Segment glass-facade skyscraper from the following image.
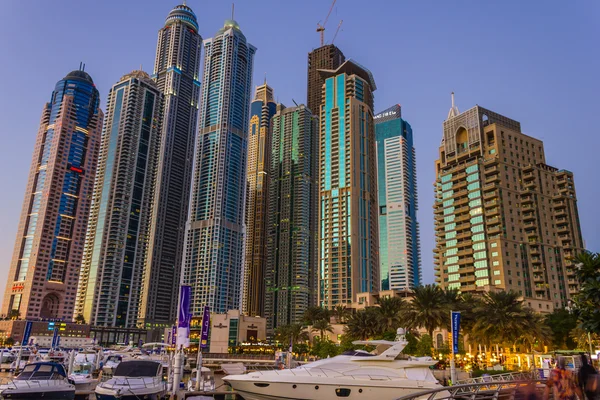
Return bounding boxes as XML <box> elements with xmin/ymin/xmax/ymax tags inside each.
<box><xmin>1</xmin><ymin>69</ymin><xmax>103</xmax><ymax>321</ymax></box>
<box><xmin>138</xmin><ymin>4</ymin><xmax>202</xmax><ymax>328</ymax></box>
<box><xmin>76</xmin><ymin>70</ymin><xmax>164</xmax><ymax>327</ymax></box>
<box><xmin>183</xmin><ymin>19</ymin><xmax>256</xmax><ymax>315</ymax></box>
<box><xmin>375</xmin><ymin>104</ymin><xmax>421</xmax><ymax>290</ymax></box>
<box><xmin>242</xmin><ymin>83</ymin><xmax>277</xmax><ymax>317</ymax></box>
<box><xmin>265</xmin><ymin>104</ymin><xmax>318</xmax><ymax>332</ymax></box>
<box><xmin>318</xmin><ymin>60</ymin><xmax>379</xmax><ymax>309</ymax></box>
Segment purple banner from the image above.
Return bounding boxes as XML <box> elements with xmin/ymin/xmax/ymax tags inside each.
<box><xmin>200</xmin><ymin>306</ymin><xmax>210</xmax><ymax>349</ymax></box>
<box><xmin>177</xmin><ymin>285</ymin><xmax>192</xmax><ymax>348</ymax></box>
<box><xmin>172</xmin><ymin>326</ymin><xmax>177</xmax><ymax>346</ymax></box>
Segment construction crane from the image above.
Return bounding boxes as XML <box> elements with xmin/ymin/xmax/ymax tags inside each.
<box><xmin>316</xmin><ymin>0</ymin><xmax>337</xmax><ymax>47</ymax></box>
<box><xmin>331</xmin><ymin>20</ymin><xmax>343</xmax><ymax>45</ymax></box>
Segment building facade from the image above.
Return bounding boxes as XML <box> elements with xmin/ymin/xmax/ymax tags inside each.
<box><xmin>1</xmin><ymin>69</ymin><xmax>103</xmax><ymax>321</ymax></box>
<box><xmin>183</xmin><ymin>19</ymin><xmax>256</xmax><ymax>315</ymax></box>
<box><xmin>307</xmin><ymin>44</ymin><xmax>345</xmax><ymax>116</ymax></box>
<box><xmin>242</xmin><ymin>83</ymin><xmax>277</xmax><ymax>317</ymax></box>
<box><xmin>434</xmin><ymin>98</ymin><xmax>584</xmax><ymax>311</ymax></box>
<box><xmin>76</xmin><ymin>71</ymin><xmax>164</xmax><ymax>327</ymax></box>
<box><xmin>138</xmin><ymin>4</ymin><xmax>202</xmax><ymax>329</ymax></box>
<box><xmin>375</xmin><ymin>104</ymin><xmax>421</xmax><ymax>290</ymax></box>
<box><xmin>318</xmin><ymin>60</ymin><xmax>380</xmax><ymax>309</ymax></box>
<box><xmin>265</xmin><ymin>104</ymin><xmax>318</xmax><ymax>332</ymax></box>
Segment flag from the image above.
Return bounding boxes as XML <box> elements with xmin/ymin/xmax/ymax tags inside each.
<box><xmin>177</xmin><ymin>285</ymin><xmax>192</xmax><ymax>348</ymax></box>
<box><xmin>200</xmin><ymin>306</ymin><xmax>210</xmax><ymax>349</ymax></box>
<box><xmin>451</xmin><ymin>311</ymin><xmax>461</xmax><ymax>355</ymax></box>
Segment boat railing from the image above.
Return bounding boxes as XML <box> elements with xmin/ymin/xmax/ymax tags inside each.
<box><xmin>456</xmin><ymin>370</ymin><xmax>540</xmax><ymax>385</ymax></box>
<box><xmin>394</xmin><ymin>379</ymin><xmax>549</xmax><ymax>400</ymax></box>
<box><xmin>98</xmin><ymin>376</ymin><xmax>164</xmax><ymax>390</ymax></box>
<box><xmin>246</xmin><ymin>367</ymin><xmax>408</xmax><ymax>381</ymax></box>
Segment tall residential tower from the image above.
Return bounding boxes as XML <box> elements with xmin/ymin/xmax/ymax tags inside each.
<box><xmin>375</xmin><ymin>105</ymin><xmax>421</xmax><ymax>290</ymax></box>
<box><xmin>183</xmin><ymin>19</ymin><xmax>256</xmax><ymax>315</ymax></box>
<box><xmin>76</xmin><ymin>71</ymin><xmax>163</xmax><ymax>327</ymax></box>
<box><xmin>318</xmin><ymin>60</ymin><xmax>379</xmax><ymax>309</ymax></box>
<box><xmin>2</xmin><ymin>69</ymin><xmax>103</xmax><ymax>320</ymax></box>
<box><xmin>307</xmin><ymin>45</ymin><xmax>345</xmax><ymax>115</ymax></box>
<box><xmin>265</xmin><ymin>104</ymin><xmax>318</xmax><ymax>331</ymax></box>
<box><xmin>138</xmin><ymin>4</ymin><xmax>202</xmax><ymax>328</ymax></box>
<box><xmin>242</xmin><ymin>83</ymin><xmax>277</xmax><ymax>317</ymax></box>
<box><xmin>434</xmin><ymin>97</ymin><xmax>584</xmax><ymax>311</ymax></box>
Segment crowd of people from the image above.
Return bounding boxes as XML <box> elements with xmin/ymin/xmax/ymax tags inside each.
<box><xmin>542</xmin><ymin>355</ymin><xmax>599</xmax><ymax>400</ymax></box>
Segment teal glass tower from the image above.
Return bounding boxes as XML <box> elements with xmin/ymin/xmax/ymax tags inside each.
<box><xmin>183</xmin><ymin>19</ymin><xmax>256</xmax><ymax>315</ymax></box>
<box><xmin>375</xmin><ymin>105</ymin><xmax>421</xmax><ymax>290</ymax></box>
<box><xmin>76</xmin><ymin>71</ymin><xmax>164</xmax><ymax>327</ymax></box>
<box><xmin>265</xmin><ymin>104</ymin><xmax>318</xmax><ymax>332</ymax></box>
<box><xmin>318</xmin><ymin>60</ymin><xmax>379</xmax><ymax>308</ymax></box>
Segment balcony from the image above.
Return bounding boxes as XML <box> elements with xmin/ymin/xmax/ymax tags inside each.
<box><xmin>488</xmin><ymin>225</ymin><xmax>501</xmax><ymax>234</ymax></box>
<box><xmin>533</xmin><ymin>274</ymin><xmax>545</xmax><ymax>283</ymax></box>
<box><xmin>460</xmin><ymin>275</ymin><xmax>475</xmax><ymax>283</ymax></box>
<box><xmin>487</xmin><ymin>216</ymin><xmax>501</xmax><ymax>225</ymax></box>
<box><xmin>530</xmin><ymin>246</ymin><xmax>541</xmax><ymax>255</ymax></box>
<box><xmin>522</xmin><ymin>195</ymin><xmax>534</xmax><ymax>204</ymax></box>
<box><xmin>483</xmin><ymin>183</ymin><xmax>496</xmax><ymax>192</ymax></box>
<box><xmin>460</xmin><ymin>266</ymin><xmax>476</xmax><ymax>274</ymax></box>
<box><xmin>531</xmin><ymin>256</ymin><xmax>542</xmax><ymax>264</ymax></box>
<box><xmin>484</xmin><ymin>157</ymin><xmax>499</xmax><ymax>165</ymax></box>
<box><xmin>484</xmin><ymin>166</ymin><xmax>499</xmax><ymax>176</ymax></box>
<box><xmin>523</xmin><ymin>220</ymin><xmax>537</xmax><ymax>229</ymax></box>
<box><xmin>522</xmin><ymin>164</ymin><xmax>535</xmax><ymax>173</ymax></box>
<box><xmin>488</xmin><ymin>207</ymin><xmax>500</xmax><ymax>216</ymax></box>
<box><xmin>484</xmin><ymin>190</ymin><xmax>498</xmax><ymax>200</ymax></box>
<box><xmin>555</xmin><ymin>209</ymin><xmax>567</xmax><ymax>218</ymax></box>
<box><xmin>458</xmin><ymin>257</ymin><xmax>474</xmax><ymax>266</ymax></box>
<box><xmin>522</xmin><ymin>211</ymin><xmax>535</xmax><ymax>221</ymax></box>
<box><xmin>484</xmin><ymin>200</ymin><xmax>497</xmax><ymax>208</ymax></box>
<box><xmin>557</xmin><ymin>224</ymin><xmax>569</xmax><ymax>234</ymax></box>
<box><xmin>486</xmin><ymin>175</ymin><xmax>500</xmax><ymax>184</ymax></box>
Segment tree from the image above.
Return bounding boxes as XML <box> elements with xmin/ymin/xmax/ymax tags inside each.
<box><xmin>8</xmin><ymin>310</ymin><xmax>20</xmax><ymax>320</ymax></box>
<box><xmin>415</xmin><ymin>334</ymin><xmax>434</xmax><ymax>357</ymax></box>
<box><xmin>569</xmin><ymin>327</ymin><xmax>600</xmax><ymax>350</ymax></box>
<box><xmin>376</xmin><ymin>296</ymin><xmax>406</xmax><ymax>331</ymax></box>
<box><xmin>275</xmin><ymin>324</ymin><xmax>309</xmax><ymax>346</ymax></box>
<box><xmin>345</xmin><ymin>307</ymin><xmax>385</xmax><ymax>340</ymax></box>
<box><xmin>544</xmin><ymin>309</ymin><xmax>578</xmax><ymax>349</ymax></box>
<box><xmin>5</xmin><ymin>337</ymin><xmax>14</xmax><ymax>347</ymax></box>
<box><xmin>303</xmin><ymin>306</ymin><xmax>331</xmax><ymax>325</ymax></box>
<box><xmin>311</xmin><ymin>319</ymin><xmax>334</xmax><ymax>341</ymax></box>
<box><xmin>74</xmin><ymin>314</ymin><xmax>86</xmax><ymax>324</ymax></box>
<box><xmin>571</xmin><ymin>251</ymin><xmax>600</xmax><ymax>333</ymax></box>
<box><xmin>334</xmin><ymin>305</ymin><xmax>350</xmax><ymax>324</ymax></box>
<box><xmin>310</xmin><ymin>337</ymin><xmax>340</xmax><ymax>359</ymax></box>
<box><xmin>470</xmin><ymin>291</ymin><xmax>532</xmax><ymax>346</ymax></box>
<box><xmin>404</xmin><ymin>285</ymin><xmax>449</xmax><ymax>337</ymax></box>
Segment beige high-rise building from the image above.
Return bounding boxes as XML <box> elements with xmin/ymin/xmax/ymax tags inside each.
<box><xmin>434</xmin><ymin>96</ymin><xmax>584</xmax><ymax>312</ymax></box>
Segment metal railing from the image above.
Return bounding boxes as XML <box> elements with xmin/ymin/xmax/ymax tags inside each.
<box><xmin>97</xmin><ymin>376</ymin><xmax>165</xmax><ymax>390</ymax></box>
<box><xmin>456</xmin><ymin>370</ymin><xmax>540</xmax><ymax>385</ymax></box>
<box><xmin>394</xmin><ymin>380</ymin><xmax>547</xmax><ymax>400</ymax></box>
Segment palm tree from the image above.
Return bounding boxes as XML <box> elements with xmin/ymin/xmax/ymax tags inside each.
<box><xmin>571</xmin><ymin>251</ymin><xmax>600</xmax><ymax>333</ymax></box>
<box><xmin>74</xmin><ymin>314</ymin><xmax>86</xmax><ymax>324</ymax></box>
<box><xmin>345</xmin><ymin>307</ymin><xmax>385</xmax><ymax>340</ymax></box>
<box><xmin>404</xmin><ymin>285</ymin><xmax>449</xmax><ymax>337</ymax></box>
<box><xmin>303</xmin><ymin>306</ymin><xmax>331</xmax><ymax>325</ymax></box>
<box><xmin>470</xmin><ymin>291</ymin><xmax>531</xmax><ymax>346</ymax></box>
<box><xmin>8</xmin><ymin>310</ymin><xmax>20</xmax><ymax>320</ymax></box>
<box><xmin>334</xmin><ymin>305</ymin><xmax>350</xmax><ymax>324</ymax></box>
<box><xmin>376</xmin><ymin>296</ymin><xmax>406</xmax><ymax>330</ymax></box>
<box><xmin>311</xmin><ymin>319</ymin><xmax>334</xmax><ymax>341</ymax></box>
<box><xmin>275</xmin><ymin>324</ymin><xmax>309</xmax><ymax>345</ymax></box>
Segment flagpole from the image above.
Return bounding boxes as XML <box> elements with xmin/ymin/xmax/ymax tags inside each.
<box><xmin>450</xmin><ymin>310</ymin><xmax>456</xmax><ymax>385</ymax></box>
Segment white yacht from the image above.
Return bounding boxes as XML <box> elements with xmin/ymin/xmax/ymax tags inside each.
<box><xmin>95</xmin><ymin>360</ymin><xmax>166</xmax><ymax>400</ymax></box>
<box><xmin>68</xmin><ymin>352</ymin><xmax>98</xmax><ymax>392</ymax></box>
<box><xmin>0</xmin><ymin>362</ymin><xmax>76</xmax><ymax>400</ymax></box>
<box><xmin>102</xmin><ymin>353</ymin><xmax>124</xmax><ymax>375</ymax></box>
<box><xmin>224</xmin><ymin>329</ymin><xmax>444</xmax><ymax>400</ymax></box>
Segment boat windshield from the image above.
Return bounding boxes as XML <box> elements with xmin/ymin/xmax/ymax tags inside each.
<box><xmin>114</xmin><ymin>361</ymin><xmax>160</xmax><ymax>377</ymax></box>
<box><xmin>73</xmin><ymin>363</ymin><xmax>93</xmax><ymax>374</ymax></box>
<box><xmin>341</xmin><ymin>350</ymin><xmax>375</xmax><ymax>357</ymax></box>
<box><xmin>16</xmin><ymin>364</ymin><xmax>65</xmax><ymax>380</ymax></box>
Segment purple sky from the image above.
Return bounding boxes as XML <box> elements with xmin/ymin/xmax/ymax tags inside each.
<box><xmin>0</xmin><ymin>0</ymin><xmax>598</xmax><ymax>300</ymax></box>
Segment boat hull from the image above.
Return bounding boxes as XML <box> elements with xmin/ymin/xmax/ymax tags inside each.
<box><xmin>95</xmin><ymin>395</ymin><xmax>163</xmax><ymax>400</ymax></box>
<box><xmin>227</xmin><ymin>380</ymin><xmax>441</xmax><ymax>400</ymax></box>
<box><xmin>0</xmin><ymin>389</ymin><xmax>75</xmax><ymax>400</ymax></box>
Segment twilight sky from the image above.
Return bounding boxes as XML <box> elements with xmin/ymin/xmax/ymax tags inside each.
<box><xmin>0</xmin><ymin>0</ymin><xmax>598</xmax><ymax>300</ymax></box>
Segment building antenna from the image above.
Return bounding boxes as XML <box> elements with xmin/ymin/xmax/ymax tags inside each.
<box><xmin>451</xmin><ymin>92</ymin><xmax>455</xmax><ymax>108</ymax></box>
<box><xmin>292</xmin><ymin>98</ymin><xmax>299</xmax><ymax>107</ymax></box>
<box><xmin>264</xmin><ymin>72</ymin><xmax>267</xmax><ymax>85</ymax></box>
<box><xmin>79</xmin><ymin>62</ymin><xmax>82</xmax><ymax>71</ymax></box>
<box><xmin>82</xmin><ymin>63</ymin><xmax>85</xmax><ymax>72</ymax></box>
<box><xmin>231</xmin><ymin>3</ymin><xmax>235</xmax><ymax>20</ymax></box>
<box><xmin>183</xmin><ymin>0</ymin><xmax>187</xmax><ymax>5</ymax></box>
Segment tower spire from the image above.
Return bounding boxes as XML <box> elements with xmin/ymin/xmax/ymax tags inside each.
<box><xmin>264</xmin><ymin>72</ymin><xmax>267</xmax><ymax>85</ymax></box>
<box><xmin>231</xmin><ymin>3</ymin><xmax>235</xmax><ymax>20</ymax></box>
<box><xmin>447</xmin><ymin>91</ymin><xmax>460</xmax><ymax>119</ymax></box>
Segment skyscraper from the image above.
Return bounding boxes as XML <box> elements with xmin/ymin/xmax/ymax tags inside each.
<box><xmin>1</xmin><ymin>68</ymin><xmax>103</xmax><ymax>320</ymax></box>
<box><xmin>265</xmin><ymin>104</ymin><xmax>318</xmax><ymax>332</ymax></box>
<box><xmin>138</xmin><ymin>4</ymin><xmax>202</xmax><ymax>328</ymax></box>
<box><xmin>375</xmin><ymin>105</ymin><xmax>421</xmax><ymax>291</ymax></box>
<box><xmin>76</xmin><ymin>71</ymin><xmax>164</xmax><ymax>327</ymax></box>
<box><xmin>242</xmin><ymin>83</ymin><xmax>277</xmax><ymax>317</ymax></box>
<box><xmin>318</xmin><ymin>60</ymin><xmax>379</xmax><ymax>309</ymax></box>
<box><xmin>434</xmin><ymin>97</ymin><xmax>585</xmax><ymax>311</ymax></box>
<box><xmin>183</xmin><ymin>19</ymin><xmax>256</xmax><ymax>315</ymax></box>
<box><xmin>307</xmin><ymin>44</ymin><xmax>345</xmax><ymax>115</ymax></box>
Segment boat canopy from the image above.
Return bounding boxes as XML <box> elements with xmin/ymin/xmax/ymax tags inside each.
<box><xmin>16</xmin><ymin>362</ymin><xmax>67</xmax><ymax>380</ymax></box>
<box><xmin>114</xmin><ymin>361</ymin><xmax>161</xmax><ymax>377</ymax></box>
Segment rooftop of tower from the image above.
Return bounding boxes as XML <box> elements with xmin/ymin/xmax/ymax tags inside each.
<box><xmin>165</xmin><ymin>4</ymin><xmax>199</xmax><ymax>31</ymax></box>
<box><xmin>64</xmin><ymin>70</ymin><xmax>94</xmax><ymax>84</ymax></box>
<box><xmin>318</xmin><ymin>59</ymin><xmax>377</xmax><ymax>91</ymax></box>
<box><xmin>217</xmin><ymin>19</ymin><xmax>242</xmax><ymax>34</ymax></box>
<box><xmin>120</xmin><ymin>70</ymin><xmax>158</xmax><ymax>87</ymax></box>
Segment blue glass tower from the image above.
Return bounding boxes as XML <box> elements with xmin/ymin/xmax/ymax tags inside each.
<box><xmin>2</xmin><ymin>69</ymin><xmax>103</xmax><ymax>321</ymax></box>
<box><xmin>183</xmin><ymin>19</ymin><xmax>256</xmax><ymax>315</ymax></box>
<box><xmin>375</xmin><ymin>105</ymin><xmax>421</xmax><ymax>290</ymax></box>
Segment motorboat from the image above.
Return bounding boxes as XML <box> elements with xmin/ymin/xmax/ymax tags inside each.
<box><xmin>224</xmin><ymin>328</ymin><xmax>445</xmax><ymax>400</ymax></box>
<box><xmin>187</xmin><ymin>367</ymin><xmax>215</xmax><ymax>392</ymax></box>
<box><xmin>95</xmin><ymin>360</ymin><xmax>166</xmax><ymax>400</ymax></box>
<box><xmin>68</xmin><ymin>360</ymin><xmax>98</xmax><ymax>392</ymax></box>
<box><xmin>0</xmin><ymin>362</ymin><xmax>76</xmax><ymax>399</ymax></box>
<box><xmin>0</xmin><ymin>349</ymin><xmax>15</xmax><ymax>372</ymax></box>
<box><xmin>102</xmin><ymin>353</ymin><xmax>124</xmax><ymax>375</ymax></box>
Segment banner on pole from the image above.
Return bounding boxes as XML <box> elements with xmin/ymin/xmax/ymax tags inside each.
<box><xmin>22</xmin><ymin>321</ymin><xmax>32</xmax><ymax>346</ymax></box>
<box><xmin>451</xmin><ymin>311</ymin><xmax>461</xmax><ymax>355</ymax></box>
<box><xmin>177</xmin><ymin>285</ymin><xmax>192</xmax><ymax>348</ymax></box>
<box><xmin>51</xmin><ymin>328</ymin><xmax>59</xmax><ymax>348</ymax></box>
<box><xmin>200</xmin><ymin>306</ymin><xmax>210</xmax><ymax>349</ymax></box>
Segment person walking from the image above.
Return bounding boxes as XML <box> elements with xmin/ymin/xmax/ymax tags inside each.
<box><xmin>578</xmin><ymin>354</ymin><xmax>598</xmax><ymax>400</ymax></box>
<box><xmin>544</xmin><ymin>357</ymin><xmax>584</xmax><ymax>400</ymax></box>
